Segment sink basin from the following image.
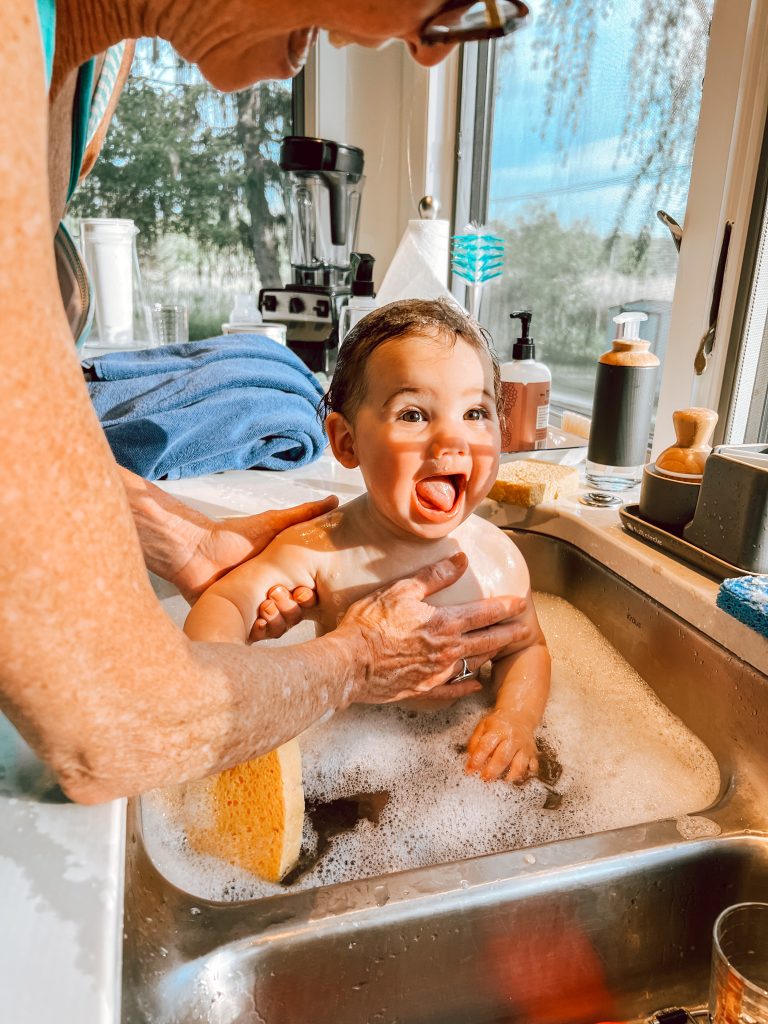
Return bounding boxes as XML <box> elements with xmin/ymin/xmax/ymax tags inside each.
<box><xmin>122</xmin><ymin>531</ymin><xmax>768</xmax><ymax>1023</ymax></box>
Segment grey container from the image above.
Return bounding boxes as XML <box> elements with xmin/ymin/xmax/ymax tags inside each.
<box><xmin>639</xmin><ymin>463</ymin><xmax>701</xmax><ymax>534</ymax></box>
<box><xmin>587</xmin><ymin>363</ymin><xmax>658</xmax><ymax>467</ymax></box>
<box><xmin>683</xmin><ymin>444</ymin><xmax>768</xmax><ymax>572</ymax></box>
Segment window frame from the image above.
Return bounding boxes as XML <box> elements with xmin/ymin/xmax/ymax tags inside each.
<box><xmin>451</xmin><ymin>0</ymin><xmax>768</xmax><ymax>453</ymax></box>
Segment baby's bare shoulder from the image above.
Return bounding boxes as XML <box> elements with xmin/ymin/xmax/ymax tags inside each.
<box><xmin>460</xmin><ymin>515</ymin><xmax>530</xmax><ymax>594</ymax></box>
<box><xmin>272</xmin><ymin>505</ymin><xmax>342</xmax><ymax>552</ymax></box>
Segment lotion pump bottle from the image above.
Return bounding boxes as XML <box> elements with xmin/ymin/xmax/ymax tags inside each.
<box><xmin>339</xmin><ymin>252</ymin><xmax>376</xmax><ymax>344</ymax></box>
<box><xmin>586</xmin><ymin>311</ymin><xmax>659</xmax><ymax>490</ymax></box>
<box><xmin>499</xmin><ymin>310</ymin><xmax>551</xmax><ymax>452</ymax></box>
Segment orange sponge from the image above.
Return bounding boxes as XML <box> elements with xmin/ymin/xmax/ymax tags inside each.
<box><xmin>186</xmin><ymin>740</ymin><xmax>304</xmax><ymax>882</ymax></box>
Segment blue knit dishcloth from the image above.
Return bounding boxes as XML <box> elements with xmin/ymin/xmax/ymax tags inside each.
<box><xmin>83</xmin><ymin>335</ymin><xmax>326</xmax><ymax>480</ymax></box>
<box><xmin>716</xmin><ymin>575</ymin><xmax>768</xmax><ymax>638</ymax></box>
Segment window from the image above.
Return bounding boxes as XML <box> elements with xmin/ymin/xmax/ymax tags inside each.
<box><xmin>454</xmin><ymin>1</ymin><xmax>714</xmax><ymax>417</ymax></box>
<box><xmin>69</xmin><ymin>40</ymin><xmax>295</xmax><ymax>341</ymax></box>
<box><xmin>721</xmin><ymin>107</ymin><xmax>768</xmax><ymax>444</ymax></box>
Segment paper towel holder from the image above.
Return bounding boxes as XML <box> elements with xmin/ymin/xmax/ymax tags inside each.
<box><xmin>418</xmin><ymin>195</ymin><xmax>440</xmax><ymax>220</ymax></box>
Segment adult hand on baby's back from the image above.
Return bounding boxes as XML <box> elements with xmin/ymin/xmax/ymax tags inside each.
<box><xmin>337</xmin><ymin>552</ymin><xmax>531</xmax><ymax>705</ymax></box>
<box><xmin>178</xmin><ymin>495</ymin><xmax>339</xmax><ymax>611</ymax></box>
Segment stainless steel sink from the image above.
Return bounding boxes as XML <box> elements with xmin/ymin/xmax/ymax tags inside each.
<box><xmin>122</xmin><ymin>531</ymin><xmax>768</xmax><ymax>1024</ymax></box>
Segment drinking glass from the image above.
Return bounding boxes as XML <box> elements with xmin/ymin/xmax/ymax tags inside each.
<box><xmin>151</xmin><ymin>303</ymin><xmax>189</xmax><ymax>345</ymax></box>
<box><xmin>710</xmin><ymin>903</ymin><xmax>768</xmax><ymax>1024</ymax></box>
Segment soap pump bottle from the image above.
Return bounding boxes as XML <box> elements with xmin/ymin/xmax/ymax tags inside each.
<box><xmin>222</xmin><ymin>293</ymin><xmax>262</xmax><ymax>334</ymax></box>
<box><xmin>586</xmin><ymin>310</ymin><xmax>660</xmax><ymax>490</ymax></box>
<box><xmin>499</xmin><ymin>310</ymin><xmax>551</xmax><ymax>453</ymax></box>
<box><xmin>339</xmin><ymin>252</ymin><xmax>377</xmax><ymax>344</ymax></box>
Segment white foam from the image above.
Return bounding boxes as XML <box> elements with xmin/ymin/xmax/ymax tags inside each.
<box><xmin>141</xmin><ymin>593</ymin><xmax>721</xmax><ymax>901</ymax></box>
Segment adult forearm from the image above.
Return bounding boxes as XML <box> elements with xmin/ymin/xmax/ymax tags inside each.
<box><xmin>38</xmin><ymin>627</ymin><xmax>363</xmax><ymax>805</ymax></box>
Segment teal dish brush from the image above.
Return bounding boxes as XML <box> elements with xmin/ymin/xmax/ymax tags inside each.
<box><xmin>451</xmin><ymin>224</ymin><xmax>505</xmax><ymax>320</ymax></box>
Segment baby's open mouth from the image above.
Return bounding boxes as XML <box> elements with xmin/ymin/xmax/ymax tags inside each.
<box><xmin>414</xmin><ymin>474</ymin><xmax>467</xmax><ymax>515</ymax></box>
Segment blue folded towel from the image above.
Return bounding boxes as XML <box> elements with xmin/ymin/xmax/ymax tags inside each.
<box><xmin>83</xmin><ymin>335</ymin><xmax>326</xmax><ymax>480</ymax></box>
<box><xmin>717</xmin><ymin>575</ymin><xmax>768</xmax><ymax>637</ymax></box>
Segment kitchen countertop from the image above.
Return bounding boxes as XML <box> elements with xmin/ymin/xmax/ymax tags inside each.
<box><xmin>2</xmin><ymin>453</ymin><xmax>765</xmax><ymax>1022</ymax></box>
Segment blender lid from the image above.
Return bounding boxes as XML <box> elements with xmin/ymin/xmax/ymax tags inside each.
<box><xmin>280</xmin><ymin>136</ymin><xmax>364</xmax><ymax>181</ymax></box>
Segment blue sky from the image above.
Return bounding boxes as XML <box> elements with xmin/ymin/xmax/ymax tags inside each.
<box><xmin>488</xmin><ymin>2</ymin><xmax>708</xmax><ymax>237</ymax></box>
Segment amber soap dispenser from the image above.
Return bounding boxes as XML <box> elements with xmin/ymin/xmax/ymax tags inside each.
<box><xmin>499</xmin><ymin>310</ymin><xmax>551</xmax><ymax>453</ymax></box>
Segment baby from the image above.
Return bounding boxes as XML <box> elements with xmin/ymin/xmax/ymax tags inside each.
<box><xmin>185</xmin><ymin>299</ymin><xmax>551</xmax><ymax>782</ymax></box>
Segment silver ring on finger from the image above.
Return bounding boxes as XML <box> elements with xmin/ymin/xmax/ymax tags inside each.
<box><xmin>448</xmin><ymin>657</ymin><xmax>475</xmax><ymax>684</ymax></box>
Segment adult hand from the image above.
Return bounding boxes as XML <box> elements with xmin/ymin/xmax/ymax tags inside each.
<box><xmin>174</xmin><ymin>496</ymin><xmax>339</xmax><ymax>606</ymax></box>
<box><xmin>337</xmin><ymin>552</ymin><xmax>531</xmax><ymax>705</ymax></box>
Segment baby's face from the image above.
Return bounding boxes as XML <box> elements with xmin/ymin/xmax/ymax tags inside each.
<box><xmin>347</xmin><ymin>332</ymin><xmax>500</xmax><ymax>540</ymax></box>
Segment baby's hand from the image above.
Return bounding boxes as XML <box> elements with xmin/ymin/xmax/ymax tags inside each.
<box><xmin>249</xmin><ymin>584</ymin><xmax>318</xmax><ymax>642</ymax></box>
<box><xmin>466</xmin><ymin>710</ymin><xmax>538</xmax><ymax>783</ymax></box>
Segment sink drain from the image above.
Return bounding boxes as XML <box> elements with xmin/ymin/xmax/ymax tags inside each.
<box><xmin>580</xmin><ymin>490</ymin><xmax>622</xmax><ymax>508</ymax></box>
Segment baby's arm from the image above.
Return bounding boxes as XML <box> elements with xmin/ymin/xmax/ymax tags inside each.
<box><xmin>465</xmin><ymin>595</ymin><xmax>550</xmax><ymax>782</ymax></box>
<box><xmin>184</xmin><ymin>528</ymin><xmax>319</xmax><ymax>644</ymax></box>
<box><xmin>464</xmin><ymin>529</ymin><xmax>551</xmax><ymax>782</ymax></box>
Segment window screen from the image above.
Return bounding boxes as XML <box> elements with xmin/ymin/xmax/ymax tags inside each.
<box><xmin>69</xmin><ymin>40</ymin><xmax>294</xmax><ymax>341</ymax></box>
<box><xmin>465</xmin><ymin>1</ymin><xmax>713</xmax><ymax>416</ymax></box>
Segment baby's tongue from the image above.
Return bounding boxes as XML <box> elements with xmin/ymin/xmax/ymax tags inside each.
<box><xmin>416</xmin><ymin>476</ymin><xmax>456</xmax><ymax>512</ymax></box>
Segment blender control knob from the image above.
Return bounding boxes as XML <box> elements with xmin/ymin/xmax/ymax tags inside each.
<box><xmin>289</xmin><ymin>296</ymin><xmax>306</xmax><ymax>314</ymax></box>
<box><xmin>262</xmin><ymin>294</ymin><xmax>278</xmax><ymax>313</ymax></box>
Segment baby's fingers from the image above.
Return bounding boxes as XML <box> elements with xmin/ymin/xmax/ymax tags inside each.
<box><xmin>250</xmin><ymin>584</ymin><xmax>314</xmax><ymax>642</ymax></box>
<box><xmin>292</xmin><ymin>585</ymin><xmax>317</xmax><ymax>608</ymax></box>
<box><xmin>249</xmin><ymin>597</ymin><xmax>289</xmax><ymax>641</ymax></box>
<box><xmin>466</xmin><ymin>719</ymin><xmax>490</xmax><ymax>759</ymax></box>
<box><xmin>505</xmin><ymin>748</ymin><xmax>537</xmax><ymax>784</ymax></box>
<box><xmin>481</xmin><ymin>738</ymin><xmax>516</xmax><ymax>781</ymax></box>
<box><xmin>249</xmin><ymin>617</ymin><xmax>269</xmax><ymax>643</ymax></box>
<box><xmin>266</xmin><ymin>585</ymin><xmax>305</xmax><ymax>628</ymax></box>
<box><xmin>466</xmin><ymin>728</ymin><xmax>502</xmax><ymax>775</ymax></box>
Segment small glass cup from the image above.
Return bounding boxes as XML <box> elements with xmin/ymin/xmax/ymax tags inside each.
<box><xmin>151</xmin><ymin>303</ymin><xmax>189</xmax><ymax>345</ymax></box>
<box><xmin>710</xmin><ymin>903</ymin><xmax>768</xmax><ymax>1024</ymax></box>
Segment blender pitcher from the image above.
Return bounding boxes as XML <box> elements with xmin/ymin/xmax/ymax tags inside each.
<box><xmin>259</xmin><ymin>137</ymin><xmax>365</xmax><ymax>372</ymax></box>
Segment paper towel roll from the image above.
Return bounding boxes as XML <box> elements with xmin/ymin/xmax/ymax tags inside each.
<box><xmin>377</xmin><ymin>219</ymin><xmax>454</xmax><ymax>306</ymax></box>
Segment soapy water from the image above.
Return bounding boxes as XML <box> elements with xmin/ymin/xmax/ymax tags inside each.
<box><xmin>141</xmin><ymin>593</ymin><xmax>721</xmax><ymax>901</ymax></box>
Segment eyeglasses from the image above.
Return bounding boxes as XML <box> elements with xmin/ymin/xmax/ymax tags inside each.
<box><xmin>419</xmin><ymin>0</ymin><xmax>529</xmax><ymax>46</ymax></box>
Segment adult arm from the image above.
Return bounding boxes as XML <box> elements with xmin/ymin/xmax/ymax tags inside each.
<box><xmin>0</xmin><ymin>6</ymin><xmax>529</xmax><ymax>805</ymax></box>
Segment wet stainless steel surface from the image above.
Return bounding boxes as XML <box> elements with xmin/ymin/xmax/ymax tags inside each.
<box><xmin>122</xmin><ymin>531</ymin><xmax>768</xmax><ymax>1024</ymax></box>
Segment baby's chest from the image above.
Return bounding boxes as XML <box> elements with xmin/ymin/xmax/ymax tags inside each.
<box><xmin>312</xmin><ymin>541</ymin><xmax>509</xmax><ymax>631</ymax></box>
<box><xmin>313</xmin><ymin>558</ymin><xmax>398</xmax><ymax>632</ymax></box>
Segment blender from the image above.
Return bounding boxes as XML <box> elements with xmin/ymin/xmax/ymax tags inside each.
<box><xmin>259</xmin><ymin>136</ymin><xmax>365</xmax><ymax>372</ymax></box>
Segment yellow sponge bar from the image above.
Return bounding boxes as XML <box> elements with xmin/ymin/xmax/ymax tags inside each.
<box><xmin>187</xmin><ymin>740</ymin><xmax>304</xmax><ymax>882</ymax></box>
<box><xmin>488</xmin><ymin>460</ymin><xmax>579</xmax><ymax>507</ymax></box>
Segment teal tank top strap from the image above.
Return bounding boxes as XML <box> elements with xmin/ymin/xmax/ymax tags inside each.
<box><xmin>35</xmin><ymin>0</ymin><xmax>56</xmax><ymax>89</ymax></box>
<box><xmin>34</xmin><ymin>0</ymin><xmax>97</xmax><ymax>202</ymax></box>
<box><xmin>68</xmin><ymin>60</ymin><xmax>96</xmax><ymax>201</ymax></box>
<box><xmin>35</xmin><ymin>0</ymin><xmax>124</xmax><ymax>346</ymax></box>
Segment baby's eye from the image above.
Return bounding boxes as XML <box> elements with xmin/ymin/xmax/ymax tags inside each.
<box><xmin>399</xmin><ymin>408</ymin><xmax>426</xmax><ymax>423</ymax></box>
<box><xmin>465</xmin><ymin>407</ymin><xmax>490</xmax><ymax>421</ymax></box>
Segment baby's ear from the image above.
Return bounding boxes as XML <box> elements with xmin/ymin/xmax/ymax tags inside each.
<box><xmin>325</xmin><ymin>412</ymin><xmax>359</xmax><ymax>468</ymax></box>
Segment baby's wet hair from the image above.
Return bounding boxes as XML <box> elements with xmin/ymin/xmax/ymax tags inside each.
<box><xmin>319</xmin><ymin>298</ymin><xmax>501</xmax><ymax>424</ymax></box>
